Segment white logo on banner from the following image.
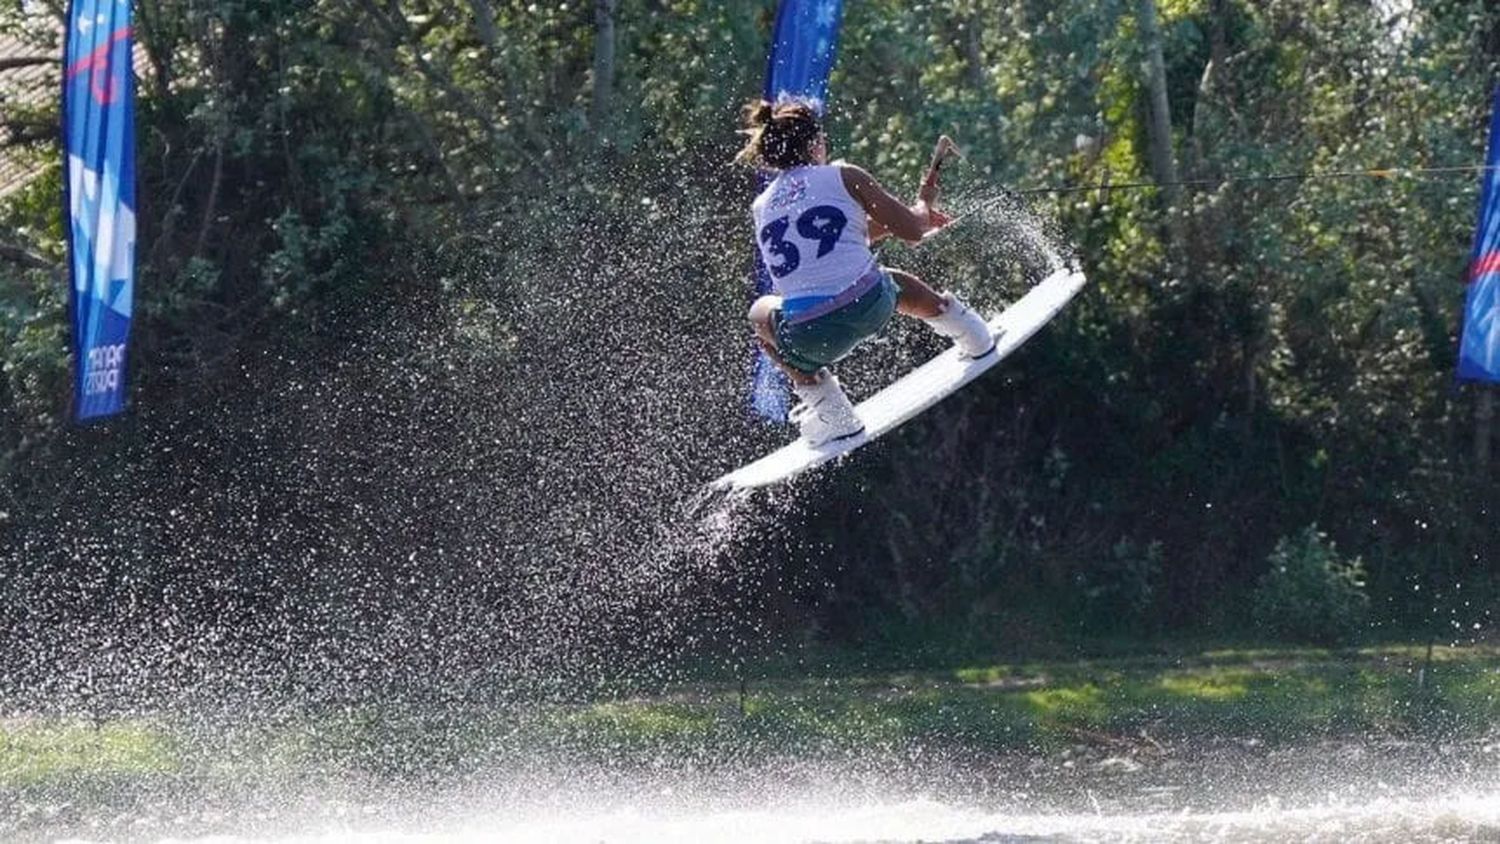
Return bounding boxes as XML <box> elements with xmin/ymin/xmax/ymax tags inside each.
<box><xmin>83</xmin><ymin>343</ymin><xmax>125</xmax><ymax>395</ymax></box>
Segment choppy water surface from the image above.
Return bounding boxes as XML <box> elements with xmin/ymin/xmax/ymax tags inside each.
<box><xmin>26</xmin><ymin>738</ymin><xmax>1500</xmax><ymax>843</ymax></box>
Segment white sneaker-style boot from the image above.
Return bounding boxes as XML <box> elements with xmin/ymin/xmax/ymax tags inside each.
<box><xmin>924</xmin><ymin>293</ymin><xmax>997</xmax><ymax>359</ymax></box>
<box><xmin>790</xmin><ymin>370</ymin><xmax>864</xmax><ymax>446</ymax></box>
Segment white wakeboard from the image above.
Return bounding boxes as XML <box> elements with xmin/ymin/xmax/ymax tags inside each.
<box><xmin>713</xmin><ymin>264</ymin><xmax>1088</xmax><ymax>491</ymax></box>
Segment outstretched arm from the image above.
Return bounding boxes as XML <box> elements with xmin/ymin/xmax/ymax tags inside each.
<box><xmin>842</xmin><ymin>136</ymin><xmax>961</xmax><ymax>245</ymax></box>
<box><xmin>840</xmin><ymin>164</ymin><xmax>934</xmax><ymax>244</ymax></box>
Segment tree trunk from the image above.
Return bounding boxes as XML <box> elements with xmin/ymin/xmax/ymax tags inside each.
<box><xmin>470</xmin><ymin>0</ymin><xmax>497</xmax><ymax>50</ymax></box>
<box><xmin>591</xmin><ymin>0</ymin><xmax>618</xmax><ymax>143</ymax></box>
<box><xmin>960</xmin><ymin>13</ymin><xmax>984</xmax><ymax>91</ymax></box>
<box><xmin>134</xmin><ymin>0</ymin><xmax>174</xmax><ymax>98</ymax></box>
<box><xmin>1185</xmin><ymin>0</ymin><xmax>1229</xmax><ymax>181</ymax></box>
<box><xmin>1136</xmin><ymin>0</ymin><xmax>1178</xmax><ymax>206</ymax></box>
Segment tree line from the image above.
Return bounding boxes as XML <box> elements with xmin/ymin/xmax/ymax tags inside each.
<box><xmin>0</xmin><ymin>1</ymin><xmax>1496</xmax><ymax>673</ymax></box>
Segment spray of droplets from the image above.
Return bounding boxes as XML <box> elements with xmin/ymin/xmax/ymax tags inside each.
<box><xmin>7</xmin><ymin>163</ymin><xmax>1500</xmax><ymax>844</ymax></box>
<box><xmin>0</xmin><ymin>177</ymin><xmax>1070</xmax><ymax>719</ymax></box>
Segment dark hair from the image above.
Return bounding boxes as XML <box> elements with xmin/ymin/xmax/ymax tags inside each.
<box><xmin>734</xmin><ymin>99</ymin><xmax>822</xmax><ymax>170</ymax></box>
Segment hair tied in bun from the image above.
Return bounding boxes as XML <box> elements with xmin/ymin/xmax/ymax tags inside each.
<box><xmin>733</xmin><ymin>96</ymin><xmax>821</xmax><ymax>169</ymax></box>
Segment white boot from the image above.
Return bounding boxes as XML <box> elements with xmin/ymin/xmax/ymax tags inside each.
<box><xmin>924</xmin><ymin>293</ymin><xmax>997</xmax><ymax>359</ymax></box>
<box><xmin>790</xmin><ymin>370</ymin><xmax>864</xmax><ymax>446</ymax></box>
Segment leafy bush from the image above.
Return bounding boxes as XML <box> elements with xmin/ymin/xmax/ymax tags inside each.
<box><xmin>1076</xmin><ymin>538</ymin><xmax>1163</xmax><ymax>634</ymax></box>
<box><xmin>1251</xmin><ymin>525</ymin><xmax>1369</xmax><ymax>645</ymax></box>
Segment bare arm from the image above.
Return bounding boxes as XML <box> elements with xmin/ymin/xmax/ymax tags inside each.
<box><xmin>841</xmin><ymin>136</ymin><xmax>960</xmax><ymax>245</ymax></box>
<box><xmin>839</xmin><ymin>164</ymin><xmax>934</xmax><ymax>245</ymax></box>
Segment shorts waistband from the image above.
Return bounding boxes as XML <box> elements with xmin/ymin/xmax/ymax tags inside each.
<box><xmin>783</xmin><ymin>268</ymin><xmax>886</xmax><ymax>326</ymax></box>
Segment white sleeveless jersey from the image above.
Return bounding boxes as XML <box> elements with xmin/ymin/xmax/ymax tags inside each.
<box><xmin>751</xmin><ymin>164</ymin><xmax>874</xmax><ymax>299</ymax></box>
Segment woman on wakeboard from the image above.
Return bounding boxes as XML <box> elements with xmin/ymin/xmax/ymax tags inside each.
<box><xmin>737</xmin><ymin>99</ymin><xmax>995</xmax><ymax>445</ymax></box>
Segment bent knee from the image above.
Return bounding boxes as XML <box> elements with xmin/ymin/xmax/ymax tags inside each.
<box><xmin>748</xmin><ymin>295</ymin><xmax>782</xmax><ymax>327</ymax></box>
<box><xmin>885</xmin><ymin>268</ymin><xmax>922</xmax><ymax>288</ymax></box>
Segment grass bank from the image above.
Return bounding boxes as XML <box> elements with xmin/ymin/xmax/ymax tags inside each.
<box><xmin>3</xmin><ymin>643</ymin><xmax>1497</xmax><ymax>794</ymax></box>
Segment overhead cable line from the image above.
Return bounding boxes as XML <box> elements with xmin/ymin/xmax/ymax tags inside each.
<box><xmin>1008</xmin><ymin>163</ymin><xmax>1495</xmax><ymax>197</ymax></box>
<box><xmin>939</xmin><ymin>163</ymin><xmax>1494</xmax><ymax>231</ymax></box>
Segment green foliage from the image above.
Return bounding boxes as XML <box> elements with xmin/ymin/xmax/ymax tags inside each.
<box><xmin>1</xmin><ymin>0</ymin><xmax>1496</xmax><ymax>647</ymax></box>
<box><xmin>1252</xmin><ymin>525</ymin><xmax>1370</xmax><ymax>645</ymax></box>
<box><xmin>0</xmin><ymin>720</ymin><xmax>177</xmax><ymax>787</ymax></box>
<box><xmin>0</xmin><ymin>168</ymin><xmax>69</xmax><ymax>495</ymax></box>
<box><xmin>5</xmin><ymin>645</ymin><xmax>1497</xmax><ymax>799</ymax></box>
<box><xmin>1076</xmin><ymin>538</ymin><xmax>1164</xmax><ymax>633</ymax></box>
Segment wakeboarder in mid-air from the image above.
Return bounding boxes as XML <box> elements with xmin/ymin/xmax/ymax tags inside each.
<box><xmin>715</xmin><ymin>98</ymin><xmax>1088</xmax><ymax>492</ymax></box>
<box><xmin>737</xmin><ymin>98</ymin><xmax>995</xmax><ymax>446</ymax></box>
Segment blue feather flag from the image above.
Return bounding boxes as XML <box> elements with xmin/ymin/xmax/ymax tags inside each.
<box><xmin>750</xmin><ymin>0</ymin><xmax>845</xmax><ymax>421</ymax></box>
<box><xmin>63</xmin><ymin>0</ymin><xmax>136</xmax><ymax>420</ymax></box>
<box><xmin>1459</xmin><ymin>90</ymin><xmax>1500</xmax><ymax>384</ymax></box>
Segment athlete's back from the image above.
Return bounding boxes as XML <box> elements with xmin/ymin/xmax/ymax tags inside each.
<box><xmin>750</xmin><ymin>164</ymin><xmax>873</xmax><ymax>300</ymax></box>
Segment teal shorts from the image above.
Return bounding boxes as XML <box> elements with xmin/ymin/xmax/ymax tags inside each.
<box><xmin>772</xmin><ymin>270</ymin><xmax>900</xmax><ymax>374</ymax></box>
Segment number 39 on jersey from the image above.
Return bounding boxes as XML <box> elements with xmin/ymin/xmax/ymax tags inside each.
<box><xmin>759</xmin><ymin>204</ymin><xmax>848</xmax><ymax>278</ymax></box>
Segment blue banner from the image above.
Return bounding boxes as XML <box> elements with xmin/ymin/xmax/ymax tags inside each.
<box><xmin>63</xmin><ymin>0</ymin><xmax>136</xmax><ymax>420</ymax></box>
<box><xmin>751</xmin><ymin>0</ymin><xmax>845</xmax><ymax>420</ymax></box>
<box><xmin>1460</xmin><ymin>89</ymin><xmax>1500</xmax><ymax>384</ymax></box>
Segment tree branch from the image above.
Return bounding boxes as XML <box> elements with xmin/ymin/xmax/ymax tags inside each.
<box><xmin>354</xmin><ymin>0</ymin><xmax>504</xmax><ymax>152</ymax></box>
<box><xmin>1</xmin><ymin>119</ymin><xmax>56</xmax><ymax>146</ymax></box>
<box><xmin>0</xmin><ymin>56</ymin><xmax>58</xmax><ymax>72</ymax></box>
<box><xmin>590</xmin><ymin>0</ymin><xmax>617</xmax><ymax>138</ymax></box>
<box><xmin>193</xmin><ymin>143</ymin><xmax>225</xmax><ymax>260</ymax></box>
<box><xmin>0</xmin><ymin>241</ymin><xmax>60</xmax><ymax>274</ymax></box>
